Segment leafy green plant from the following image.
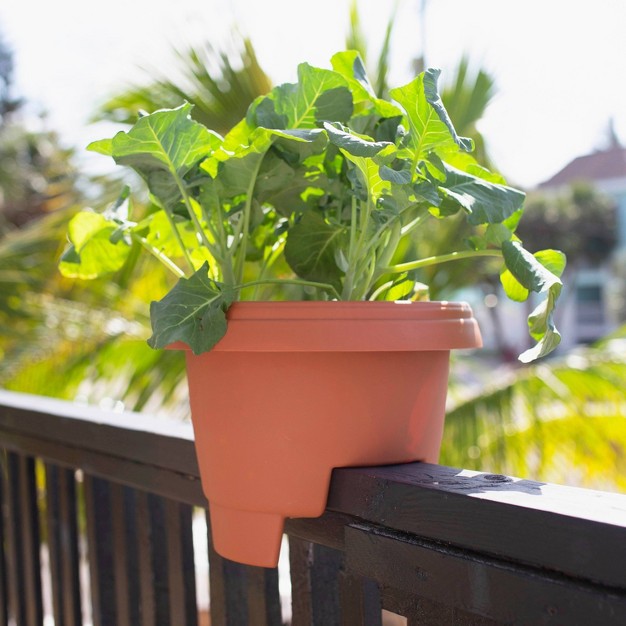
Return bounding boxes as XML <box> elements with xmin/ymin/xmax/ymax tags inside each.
<box><xmin>59</xmin><ymin>51</ymin><xmax>565</xmax><ymax>362</ymax></box>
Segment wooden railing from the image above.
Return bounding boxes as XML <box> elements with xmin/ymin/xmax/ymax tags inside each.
<box><xmin>1</xmin><ymin>389</ymin><xmax>626</xmax><ymax>625</ymax></box>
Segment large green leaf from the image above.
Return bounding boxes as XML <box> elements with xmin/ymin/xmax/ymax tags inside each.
<box><xmin>435</xmin><ymin>161</ymin><xmax>526</xmax><ymax>225</ymax></box>
<box><xmin>213</xmin><ymin>126</ymin><xmax>326</xmax><ymax>199</ymax></box>
<box><xmin>500</xmin><ymin>249</ymin><xmax>565</xmax><ymax>303</ymax></box>
<box><xmin>327</xmin><ymin>129</ymin><xmax>391</xmax><ymax>207</ymax></box>
<box><xmin>323</xmin><ymin>122</ymin><xmax>391</xmax><ymax>157</ymax></box>
<box><xmin>501</xmin><ymin>241</ymin><xmax>563</xmax><ymax>363</ymax></box>
<box><xmin>254</xmin><ymin>152</ymin><xmax>326</xmax><ymax>216</ymax></box>
<box><xmin>284</xmin><ymin>212</ymin><xmax>345</xmax><ymax>287</ymax></box>
<box><xmin>92</xmin><ymin>104</ymin><xmax>222</xmax><ymax>206</ymax></box>
<box><xmin>330</xmin><ymin>50</ymin><xmax>400</xmax><ymax>117</ymax></box>
<box><xmin>147</xmin><ymin>262</ymin><xmax>235</xmax><ymax>354</ymax></box>
<box><xmin>58</xmin><ymin>212</ymin><xmax>132</xmax><ymax>279</ymax></box>
<box><xmin>264</xmin><ymin>63</ymin><xmax>353</xmax><ymax>129</ymax></box>
<box><xmin>389</xmin><ymin>69</ymin><xmax>472</xmax><ymax>166</ymax></box>
<box><xmin>503</xmin><ymin>241</ymin><xmax>562</xmax><ymax>295</ymax></box>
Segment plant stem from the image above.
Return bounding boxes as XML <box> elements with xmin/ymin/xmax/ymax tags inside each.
<box><xmin>251</xmin><ymin>239</ymin><xmax>286</xmax><ymax>299</ymax></box>
<box><xmin>400</xmin><ymin>211</ymin><xmax>427</xmax><ymax>236</ymax></box>
<box><xmin>342</xmin><ymin>197</ymin><xmax>372</xmax><ymax>300</ymax></box>
<box><xmin>172</xmin><ymin>170</ymin><xmax>225</xmax><ymax>265</ymax></box>
<box><xmin>384</xmin><ymin>249</ymin><xmax>503</xmax><ymax>274</ymax></box>
<box><xmin>131</xmin><ymin>233</ymin><xmax>186</xmax><ymax>278</ymax></box>
<box><xmin>214</xmin><ymin>199</ymin><xmax>236</xmax><ymax>285</ymax></box>
<box><xmin>235</xmin><ymin>157</ymin><xmax>265</xmax><ymax>284</ymax></box>
<box><xmin>368</xmin><ymin>279</ymin><xmax>395</xmax><ymax>301</ymax></box>
<box><xmin>159</xmin><ymin>203</ymin><xmax>195</xmax><ymax>273</ymax></box>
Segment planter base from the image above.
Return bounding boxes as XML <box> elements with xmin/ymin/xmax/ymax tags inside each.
<box><xmin>210</xmin><ymin>503</ymin><xmax>284</xmax><ymax>568</ymax></box>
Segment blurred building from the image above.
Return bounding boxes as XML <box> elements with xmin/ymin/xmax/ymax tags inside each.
<box><xmin>537</xmin><ymin>133</ymin><xmax>626</xmax><ymax>347</ymax></box>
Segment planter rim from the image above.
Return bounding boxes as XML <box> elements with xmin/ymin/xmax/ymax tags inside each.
<box><xmin>173</xmin><ymin>300</ymin><xmax>482</xmax><ymax>353</ymax></box>
<box><xmin>226</xmin><ymin>300</ymin><xmax>473</xmax><ymax>320</ymax></box>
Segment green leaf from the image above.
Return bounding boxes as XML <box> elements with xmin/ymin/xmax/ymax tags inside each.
<box><xmin>521</xmin><ymin>295</ymin><xmax>562</xmax><ymax>363</ymax></box>
<box><xmin>435</xmin><ymin>161</ymin><xmax>526</xmax><ymax>225</ymax></box>
<box><xmin>500</xmin><ymin>248</ymin><xmax>566</xmax><ymax>304</ymax></box>
<box><xmin>271</xmin><ymin>63</ymin><xmax>353</xmax><ymax>128</ymax></box>
<box><xmin>330</xmin><ymin>50</ymin><xmax>376</xmax><ymax>101</ymax></box>
<box><xmin>323</xmin><ymin>122</ymin><xmax>392</xmax><ymax>157</ymax></box>
<box><xmin>104</xmin><ymin>104</ymin><xmax>222</xmax><ymax>207</ymax></box>
<box><xmin>502</xmin><ymin>241</ymin><xmax>562</xmax><ymax>295</ymax></box>
<box><xmin>87</xmin><ymin>138</ymin><xmax>113</xmax><ymax>156</ymax></box>
<box><xmin>385</xmin><ymin>275</ymin><xmax>415</xmax><ymax>301</ymax></box>
<box><xmin>266</xmin><ymin>128</ymin><xmax>328</xmax><ymax>164</ymax></box>
<box><xmin>284</xmin><ymin>212</ymin><xmax>345</xmax><ymax>287</ymax></box>
<box><xmin>141</xmin><ymin>211</ymin><xmax>200</xmax><ymax>259</ymax></box>
<box><xmin>330</xmin><ymin>50</ymin><xmax>400</xmax><ymax>118</ymax></box>
<box><xmin>111</xmin><ymin>103</ymin><xmax>222</xmax><ymax>173</ymax></box>
<box><xmin>215</xmin><ymin>126</ymin><xmax>326</xmax><ymax>200</ymax></box>
<box><xmin>501</xmin><ymin>241</ymin><xmax>564</xmax><ymax>362</ymax></box>
<box><xmin>147</xmin><ymin>262</ymin><xmax>235</xmax><ymax>355</ymax></box>
<box><xmin>58</xmin><ymin>212</ymin><xmax>131</xmax><ymax>279</ymax></box>
<box><xmin>486</xmin><ymin>223</ymin><xmax>514</xmax><ymax>247</ymax></box>
<box><xmin>534</xmin><ymin>249</ymin><xmax>567</xmax><ymax>278</ymax></box>
<box><xmin>255</xmin><ymin>153</ymin><xmax>326</xmax><ymax>216</ymax></box>
<box><xmin>389</xmin><ymin>68</ymin><xmax>472</xmax><ymax>165</ymax></box>
<box><xmin>500</xmin><ymin>268</ymin><xmax>529</xmax><ymax>302</ymax></box>
<box><xmin>380</xmin><ymin>164</ymin><xmax>412</xmax><ymax>185</ymax></box>
<box><xmin>337</xmin><ymin>140</ymin><xmax>391</xmax><ymax>207</ymax></box>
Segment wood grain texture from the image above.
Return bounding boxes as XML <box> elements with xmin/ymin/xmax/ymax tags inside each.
<box><xmin>328</xmin><ymin>463</ymin><xmax>626</xmax><ymax>590</ymax></box>
<box><xmin>347</xmin><ymin>523</ymin><xmax>626</xmax><ymax>625</ymax></box>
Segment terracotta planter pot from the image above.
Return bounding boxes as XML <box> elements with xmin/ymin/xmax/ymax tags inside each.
<box><xmin>178</xmin><ymin>301</ymin><xmax>481</xmax><ymax>567</ymax></box>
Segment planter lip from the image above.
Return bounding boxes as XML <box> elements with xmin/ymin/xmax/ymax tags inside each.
<box><xmin>225</xmin><ymin>300</ymin><xmax>475</xmax><ymax>321</ymax></box>
<box><xmin>173</xmin><ymin>300</ymin><xmax>482</xmax><ymax>353</ymax></box>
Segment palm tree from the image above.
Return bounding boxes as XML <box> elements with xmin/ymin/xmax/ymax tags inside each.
<box><xmin>95</xmin><ymin>34</ymin><xmax>271</xmax><ymax>136</ymax></box>
<box><xmin>442</xmin><ymin>329</ymin><xmax>626</xmax><ymax>492</ymax></box>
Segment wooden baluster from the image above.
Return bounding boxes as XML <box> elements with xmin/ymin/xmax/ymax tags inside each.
<box><xmin>84</xmin><ymin>475</ymin><xmax>117</xmax><ymax>626</ymax></box>
<box><xmin>245</xmin><ymin>565</ymin><xmax>282</xmax><ymax>626</ymax></box>
<box><xmin>338</xmin><ymin>572</ymin><xmax>381</xmax><ymax>626</ymax></box>
<box><xmin>164</xmin><ymin>500</ymin><xmax>198</xmax><ymax>626</ymax></box>
<box><xmin>109</xmin><ymin>484</ymin><xmax>140</xmax><ymax>626</ymax></box>
<box><xmin>135</xmin><ymin>490</ymin><xmax>159</xmax><ymax>626</ymax></box>
<box><xmin>289</xmin><ymin>536</ymin><xmax>342</xmax><ymax>626</ymax></box>
<box><xmin>45</xmin><ymin>464</ymin><xmax>82</xmax><ymax>626</ymax></box>
<box><xmin>0</xmin><ymin>452</ymin><xmax>9</xmax><ymax>626</ymax></box>
<box><xmin>4</xmin><ymin>453</ymin><xmax>44</xmax><ymax>626</ymax></box>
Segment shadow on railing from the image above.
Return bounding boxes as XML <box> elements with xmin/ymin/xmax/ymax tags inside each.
<box><xmin>1</xmin><ymin>389</ymin><xmax>626</xmax><ymax>625</ymax></box>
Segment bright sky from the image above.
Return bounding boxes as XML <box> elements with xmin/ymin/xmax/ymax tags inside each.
<box><xmin>1</xmin><ymin>0</ymin><xmax>626</xmax><ymax>188</ymax></box>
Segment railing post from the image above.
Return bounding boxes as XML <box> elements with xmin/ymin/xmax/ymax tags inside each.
<box><xmin>3</xmin><ymin>452</ymin><xmax>43</xmax><ymax>626</ymax></box>
<box><xmin>0</xmin><ymin>453</ymin><xmax>9</xmax><ymax>626</ymax></box>
<box><xmin>338</xmin><ymin>572</ymin><xmax>381</xmax><ymax>626</ymax></box>
<box><xmin>289</xmin><ymin>536</ymin><xmax>343</xmax><ymax>626</ymax></box>
<box><xmin>84</xmin><ymin>474</ymin><xmax>117</xmax><ymax>626</ymax></box>
<box><xmin>45</xmin><ymin>464</ymin><xmax>82</xmax><ymax>626</ymax></box>
<box><xmin>163</xmin><ymin>500</ymin><xmax>198</xmax><ymax>626</ymax></box>
<box><xmin>109</xmin><ymin>483</ymin><xmax>140</xmax><ymax>626</ymax></box>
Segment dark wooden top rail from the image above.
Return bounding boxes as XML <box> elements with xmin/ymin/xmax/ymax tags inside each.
<box><xmin>2</xmin><ymin>389</ymin><xmax>626</xmax><ymax>625</ymax></box>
